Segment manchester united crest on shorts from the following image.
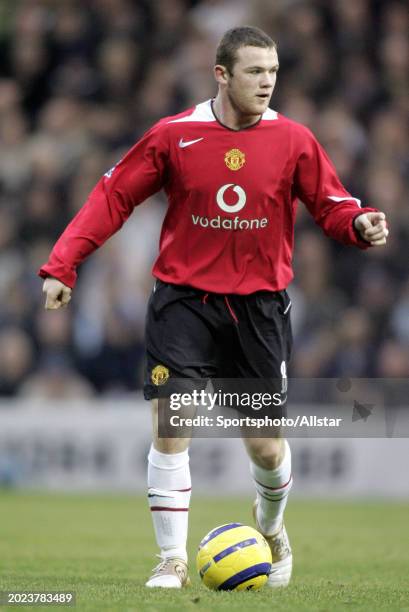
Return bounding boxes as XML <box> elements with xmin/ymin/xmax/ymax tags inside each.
<box><xmin>225</xmin><ymin>148</ymin><xmax>245</xmax><ymax>171</ymax></box>
<box><xmin>151</xmin><ymin>365</ymin><xmax>170</xmax><ymax>385</ymax></box>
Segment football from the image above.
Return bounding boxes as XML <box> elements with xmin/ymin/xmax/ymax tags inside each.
<box><xmin>196</xmin><ymin>522</ymin><xmax>272</xmax><ymax>590</ymax></box>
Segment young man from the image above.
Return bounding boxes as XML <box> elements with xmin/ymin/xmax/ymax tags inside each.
<box><xmin>40</xmin><ymin>26</ymin><xmax>388</xmax><ymax>589</ymax></box>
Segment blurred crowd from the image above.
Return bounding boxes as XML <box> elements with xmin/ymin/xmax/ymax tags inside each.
<box><xmin>0</xmin><ymin>0</ymin><xmax>408</xmax><ymax>399</ymax></box>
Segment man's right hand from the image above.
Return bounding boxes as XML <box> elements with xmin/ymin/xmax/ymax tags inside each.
<box><xmin>42</xmin><ymin>277</ymin><xmax>72</xmax><ymax>310</ymax></box>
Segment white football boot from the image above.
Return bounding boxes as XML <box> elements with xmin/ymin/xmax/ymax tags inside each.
<box><xmin>253</xmin><ymin>500</ymin><xmax>293</xmax><ymax>588</ymax></box>
<box><xmin>145</xmin><ymin>555</ymin><xmax>190</xmax><ymax>588</ymax></box>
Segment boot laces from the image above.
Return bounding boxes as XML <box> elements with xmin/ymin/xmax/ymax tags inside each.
<box><xmin>151</xmin><ymin>554</ymin><xmax>185</xmax><ymax>577</ymax></box>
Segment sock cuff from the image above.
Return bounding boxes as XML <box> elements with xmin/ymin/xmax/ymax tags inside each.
<box><xmin>148</xmin><ymin>445</ymin><xmax>190</xmax><ymax>470</ymax></box>
<box><xmin>161</xmin><ymin>548</ymin><xmax>188</xmax><ymax>562</ymax></box>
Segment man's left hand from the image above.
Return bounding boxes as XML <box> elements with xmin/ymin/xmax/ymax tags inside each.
<box><xmin>354</xmin><ymin>212</ymin><xmax>389</xmax><ymax>246</ymax></box>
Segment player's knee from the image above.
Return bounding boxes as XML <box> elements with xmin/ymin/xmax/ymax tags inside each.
<box><xmin>246</xmin><ymin>438</ymin><xmax>285</xmax><ymax>469</ymax></box>
<box><xmin>151</xmin><ymin>399</ymin><xmax>191</xmax><ymax>453</ymax></box>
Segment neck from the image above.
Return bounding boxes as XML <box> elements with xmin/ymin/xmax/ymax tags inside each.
<box><xmin>212</xmin><ymin>93</ymin><xmax>262</xmax><ymax>130</ymax></box>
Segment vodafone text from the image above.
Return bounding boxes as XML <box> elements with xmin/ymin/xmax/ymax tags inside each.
<box><xmin>191</xmin><ymin>214</ymin><xmax>268</xmax><ymax>231</ymax></box>
<box><xmin>192</xmin><ymin>183</ymin><xmax>269</xmax><ymax>230</ymax></box>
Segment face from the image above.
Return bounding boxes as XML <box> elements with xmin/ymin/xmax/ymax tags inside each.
<box><xmin>222</xmin><ymin>46</ymin><xmax>279</xmax><ymax>117</ymax></box>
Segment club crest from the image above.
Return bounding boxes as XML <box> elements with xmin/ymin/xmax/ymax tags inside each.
<box><xmin>225</xmin><ymin>148</ymin><xmax>245</xmax><ymax>171</ymax></box>
<box><xmin>151</xmin><ymin>365</ymin><xmax>170</xmax><ymax>386</ymax></box>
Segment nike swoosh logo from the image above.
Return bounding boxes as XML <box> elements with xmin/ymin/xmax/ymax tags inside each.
<box><xmin>179</xmin><ymin>137</ymin><xmax>204</xmax><ymax>148</ymax></box>
<box><xmin>148</xmin><ymin>493</ymin><xmax>171</xmax><ymax>498</ymax></box>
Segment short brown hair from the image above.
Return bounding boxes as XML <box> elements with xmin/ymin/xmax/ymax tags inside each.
<box><xmin>216</xmin><ymin>26</ymin><xmax>277</xmax><ymax>75</ymax></box>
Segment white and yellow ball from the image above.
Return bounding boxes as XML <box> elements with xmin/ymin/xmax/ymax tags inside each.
<box><xmin>196</xmin><ymin>523</ymin><xmax>272</xmax><ymax>591</ymax></box>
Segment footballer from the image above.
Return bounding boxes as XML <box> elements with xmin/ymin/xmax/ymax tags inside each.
<box><xmin>40</xmin><ymin>26</ymin><xmax>389</xmax><ymax>589</ymax></box>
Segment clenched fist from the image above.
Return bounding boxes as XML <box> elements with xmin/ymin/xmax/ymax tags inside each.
<box><xmin>354</xmin><ymin>212</ymin><xmax>389</xmax><ymax>246</ymax></box>
<box><xmin>42</xmin><ymin>277</ymin><xmax>72</xmax><ymax>309</ymax></box>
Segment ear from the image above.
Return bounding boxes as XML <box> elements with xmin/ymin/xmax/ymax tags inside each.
<box><xmin>214</xmin><ymin>64</ymin><xmax>229</xmax><ymax>85</ymax></box>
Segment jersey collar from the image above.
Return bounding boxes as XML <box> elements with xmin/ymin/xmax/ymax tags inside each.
<box><xmin>210</xmin><ymin>99</ymin><xmax>263</xmax><ymax>132</ymax></box>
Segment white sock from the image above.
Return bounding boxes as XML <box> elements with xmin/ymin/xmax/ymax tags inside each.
<box><xmin>147</xmin><ymin>445</ymin><xmax>191</xmax><ymax>562</ymax></box>
<box><xmin>250</xmin><ymin>440</ymin><xmax>292</xmax><ymax>536</ymax></box>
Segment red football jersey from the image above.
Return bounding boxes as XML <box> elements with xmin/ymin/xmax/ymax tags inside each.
<box><xmin>39</xmin><ymin>100</ymin><xmax>376</xmax><ymax>294</ymax></box>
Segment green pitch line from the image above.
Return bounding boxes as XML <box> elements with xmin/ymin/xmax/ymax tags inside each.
<box><xmin>0</xmin><ymin>492</ymin><xmax>408</xmax><ymax>611</ymax></box>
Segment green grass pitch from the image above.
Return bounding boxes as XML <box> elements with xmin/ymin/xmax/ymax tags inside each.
<box><xmin>1</xmin><ymin>493</ymin><xmax>408</xmax><ymax>611</ymax></box>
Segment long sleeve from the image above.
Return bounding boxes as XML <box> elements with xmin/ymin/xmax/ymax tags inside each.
<box><xmin>38</xmin><ymin>123</ymin><xmax>169</xmax><ymax>288</ymax></box>
<box><xmin>293</xmin><ymin>127</ymin><xmax>377</xmax><ymax>248</ymax></box>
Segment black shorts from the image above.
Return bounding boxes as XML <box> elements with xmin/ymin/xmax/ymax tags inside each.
<box><xmin>144</xmin><ymin>280</ymin><xmax>292</xmax><ymax>415</ymax></box>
